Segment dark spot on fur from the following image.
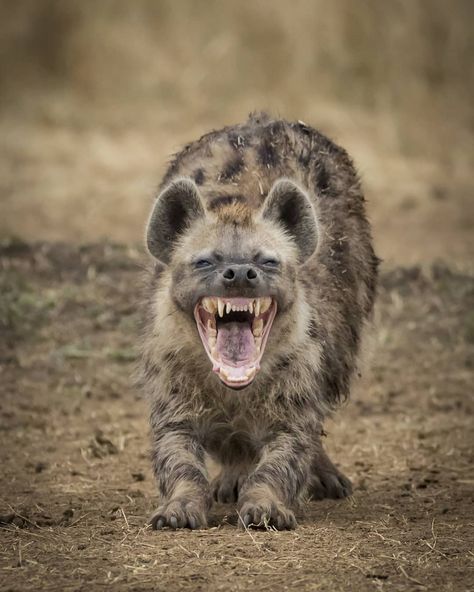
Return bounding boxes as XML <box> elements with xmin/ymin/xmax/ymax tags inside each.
<box><xmin>208</xmin><ymin>194</ymin><xmax>246</xmax><ymax>211</ymax></box>
<box><xmin>308</xmin><ymin>320</ymin><xmax>321</xmax><ymax>340</ymax></box>
<box><xmin>275</xmin><ymin>355</ymin><xmax>294</xmax><ymax>371</ymax></box>
<box><xmin>219</xmin><ymin>154</ymin><xmax>244</xmax><ymax>182</ymax></box>
<box><xmin>268</xmin><ymin>120</ymin><xmax>286</xmax><ymax>136</ymax></box>
<box><xmin>298</xmin><ymin>147</ymin><xmax>311</xmax><ymax>167</ymax></box>
<box><xmin>315</xmin><ymin>163</ymin><xmax>330</xmax><ymax>193</ymax></box>
<box><xmin>193</xmin><ymin>168</ymin><xmax>205</xmax><ymax>185</ymax></box>
<box><xmin>163</xmin><ymin>351</ymin><xmax>177</xmax><ymax>364</ymax></box>
<box><xmin>257</xmin><ymin>136</ymin><xmax>280</xmax><ymax>168</ymax></box>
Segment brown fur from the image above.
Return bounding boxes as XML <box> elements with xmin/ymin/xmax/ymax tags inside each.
<box><xmin>140</xmin><ymin>113</ymin><xmax>379</xmax><ymax>530</ymax></box>
<box><xmin>215</xmin><ymin>202</ymin><xmax>255</xmax><ymax>227</ymax></box>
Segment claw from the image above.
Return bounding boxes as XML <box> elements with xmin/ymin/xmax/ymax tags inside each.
<box><xmin>155</xmin><ymin>518</ymin><xmax>164</xmax><ymax>530</ymax></box>
<box><xmin>188</xmin><ymin>516</ymin><xmax>197</xmax><ymax>530</ymax></box>
<box><xmin>169</xmin><ymin>516</ymin><xmax>178</xmax><ymax>529</ymax></box>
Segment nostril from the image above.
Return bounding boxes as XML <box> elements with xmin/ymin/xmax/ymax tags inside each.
<box><xmin>223</xmin><ymin>268</ymin><xmax>235</xmax><ymax>280</ymax></box>
<box><xmin>247</xmin><ymin>267</ymin><xmax>257</xmax><ymax>280</ymax></box>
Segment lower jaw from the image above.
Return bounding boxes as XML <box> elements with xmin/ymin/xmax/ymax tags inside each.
<box><xmin>212</xmin><ymin>362</ymin><xmax>258</xmax><ymax>389</ymax></box>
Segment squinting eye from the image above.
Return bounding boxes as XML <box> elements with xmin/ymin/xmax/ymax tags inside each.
<box><xmin>194</xmin><ymin>259</ymin><xmax>213</xmax><ymax>269</ymax></box>
<box><xmin>262</xmin><ymin>259</ymin><xmax>280</xmax><ymax>267</ymax></box>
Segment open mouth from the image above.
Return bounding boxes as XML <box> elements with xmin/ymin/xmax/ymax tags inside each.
<box><xmin>194</xmin><ymin>297</ymin><xmax>277</xmax><ymax>388</ymax></box>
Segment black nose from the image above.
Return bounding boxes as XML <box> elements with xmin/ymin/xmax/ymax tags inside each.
<box><xmin>222</xmin><ymin>265</ymin><xmax>258</xmax><ymax>285</ymax></box>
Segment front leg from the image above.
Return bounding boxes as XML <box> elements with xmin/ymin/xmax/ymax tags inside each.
<box><xmin>238</xmin><ymin>427</ymin><xmax>313</xmax><ymax>530</ymax></box>
<box><xmin>149</xmin><ymin>422</ymin><xmax>211</xmax><ymax>530</ymax></box>
<box><xmin>308</xmin><ymin>439</ymin><xmax>353</xmax><ymax>500</ymax></box>
<box><xmin>211</xmin><ymin>464</ymin><xmax>248</xmax><ymax>504</ymax></box>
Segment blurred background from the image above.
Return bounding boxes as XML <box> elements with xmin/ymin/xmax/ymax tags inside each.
<box><xmin>0</xmin><ymin>0</ymin><xmax>472</xmax><ymax>266</ymax></box>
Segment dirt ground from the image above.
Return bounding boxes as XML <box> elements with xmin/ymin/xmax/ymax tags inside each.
<box><xmin>1</xmin><ymin>241</ymin><xmax>473</xmax><ymax>592</ymax></box>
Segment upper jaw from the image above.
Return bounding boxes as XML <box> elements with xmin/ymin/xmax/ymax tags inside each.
<box><xmin>193</xmin><ymin>296</ymin><xmax>277</xmax><ymax>389</ymax></box>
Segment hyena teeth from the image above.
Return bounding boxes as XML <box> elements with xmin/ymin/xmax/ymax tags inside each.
<box><xmin>219</xmin><ymin>368</ymin><xmax>249</xmax><ymax>383</ymax></box>
<box><xmin>226</xmin><ymin>302</ymin><xmax>232</xmax><ymax>314</ymax></box>
<box><xmin>252</xmin><ymin>318</ymin><xmax>263</xmax><ymax>337</ymax></box>
<box><xmin>254</xmin><ymin>299</ymin><xmax>261</xmax><ymax>317</ymax></box>
<box><xmin>207</xmin><ymin>319</ymin><xmax>217</xmax><ymax>336</ymax></box>
<box><xmin>202</xmin><ymin>297</ymin><xmax>216</xmax><ymax>314</ymax></box>
<box><xmin>245</xmin><ymin>367</ymin><xmax>257</xmax><ymax>380</ymax></box>
<box><xmin>232</xmin><ymin>304</ymin><xmax>237</xmax><ymax>312</ymax></box>
<box><xmin>260</xmin><ymin>297</ymin><xmax>272</xmax><ymax>314</ymax></box>
<box><xmin>217</xmin><ymin>298</ymin><xmax>225</xmax><ymax>318</ymax></box>
<box><xmin>243</xmin><ymin>304</ymin><xmax>248</xmax><ymax>312</ymax></box>
<box><xmin>248</xmin><ymin>301</ymin><xmax>254</xmax><ymax>314</ymax></box>
<box><xmin>255</xmin><ymin>337</ymin><xmax>262</xmax><ymax>351</ymax></box>
<box><xmin>208</xmin><ymin>335</ymin><xmax>216</xmax><ymax>349</ymax></box>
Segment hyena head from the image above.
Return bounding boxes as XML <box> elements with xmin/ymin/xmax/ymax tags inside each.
<box><xmin>146</xmin><ymin>177</ymin><xmax>318</xmax><ymax>390</ymax></box>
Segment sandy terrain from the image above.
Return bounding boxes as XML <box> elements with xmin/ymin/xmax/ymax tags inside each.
<box><xmin>1</xmin><ymin>242</ymin><xmax>472</xmax><ymax>591</ymax></box>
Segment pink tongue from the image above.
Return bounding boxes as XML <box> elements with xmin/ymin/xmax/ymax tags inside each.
<box><xmin>216</xmin><ymin>322</ymin><xmax>255</xmax><ymax>365</ymax></box>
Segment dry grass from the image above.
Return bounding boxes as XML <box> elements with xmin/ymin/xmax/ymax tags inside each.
<box><xmin>1</xmin><ymin>0</ymin><xmax>472</xmax><ymax>158</ymax></box>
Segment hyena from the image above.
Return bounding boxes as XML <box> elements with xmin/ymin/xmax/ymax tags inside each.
<box><xmin>139</xmin><ymin>113</ymin><xmax>378</xmax><ymax>530</ymax></box>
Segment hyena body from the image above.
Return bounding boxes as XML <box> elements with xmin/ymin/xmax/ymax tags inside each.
<box><xmin>139</xmin><ymin>113</ymin><xmax>378</xmax><ymax>530</ymax></box>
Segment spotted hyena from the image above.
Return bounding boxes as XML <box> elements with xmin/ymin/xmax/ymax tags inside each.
<box><xmin>139</xmin><ymin>113</ymin><xmax>378</xmax><ymax>530</ymax></box>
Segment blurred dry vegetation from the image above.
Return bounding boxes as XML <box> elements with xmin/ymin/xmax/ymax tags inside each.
<box><xmin>0</xmin><ymin>0</ymin><xmax>473</xmax><ymax>265</ymax></box>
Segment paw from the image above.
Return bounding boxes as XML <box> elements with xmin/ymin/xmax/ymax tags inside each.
<box><xmin>238</xmin><ymin>499</ymin><xmax>297</xmax><ymax>530</ymax></box>
<box><xmin>211</xmin><ymin>471</ymin><xmax>246</xmax><ymax>504</ymax></box>
<box><xmin>308</xmin><ymin>466</ymin><xmax>353</xmax><ymax>500</ymax></box>
<box><xmin>149</xmin><ymin>499</ymin><xmax>208</xmax><ymax>530</ymax></box>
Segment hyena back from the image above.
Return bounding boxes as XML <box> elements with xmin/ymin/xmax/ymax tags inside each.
<box><xmin>139</xmin><ymin>113</ymin><xmax>378</xmax><ymax>530</ymax></box>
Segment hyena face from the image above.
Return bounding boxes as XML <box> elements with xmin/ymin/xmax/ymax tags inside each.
<box><xmin>146</xmin><ymin>177</ymin><xmax>318</xmax><ymax>389</ymax></box>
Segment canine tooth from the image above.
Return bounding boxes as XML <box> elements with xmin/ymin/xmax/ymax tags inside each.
<box><xmin>226</xmin><ymin>301</ymin><xmax>231</xmax><ymax>314</ymax></box>
<box><xmin>254</xmin><ymin>299</ymin><xmax>261</xmax><ymax>317</ymax></box>
<box><xmin>252</xmin><ymin>318</ymin><xmax>263</xmax><ymax>337</ymax></box>
<box><xmin>217</xmin><ymin>299</ymin><xmax>224</xmax><ymax>318</ymax></box>
<box><xmin>202</xmin><ymin>297</ymin><xmax>216</xmax><ymax>314</ymax></box>
<box><xmin>260</xmin><ymin>297</ymin><xmax>272</xmax><ymax>314</ymax></box>
<box><xmin>248</xmin><ymin>301</ymin><xmax>254</xmax><ymax>314</ymax></box>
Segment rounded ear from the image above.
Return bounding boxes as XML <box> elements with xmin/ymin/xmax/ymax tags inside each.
<box><xmin>146</xmin><ymin>177</ymin><xmax>205</xmax><ymax>264</ymax></box>
<box><xmin>261</xmin><ymin>179</ymin><xmax>318</xmax><ymax>262</ymax></box>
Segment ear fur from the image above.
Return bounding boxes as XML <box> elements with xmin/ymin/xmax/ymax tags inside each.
<box><xmin>146</xmin><ymin>177</ymin><xmax>205</xmax><ymax>264</ymax></box>
<box><xmin>261</xmin><ymin>179</ymin><xmax>318</xmax><ymax>262</ymax></box>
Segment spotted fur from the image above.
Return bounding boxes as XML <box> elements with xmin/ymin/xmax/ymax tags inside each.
<box><xmin>140</xmin><ymin>113</ymin><xmax>378</xmax><ymax>530</ymax></box>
